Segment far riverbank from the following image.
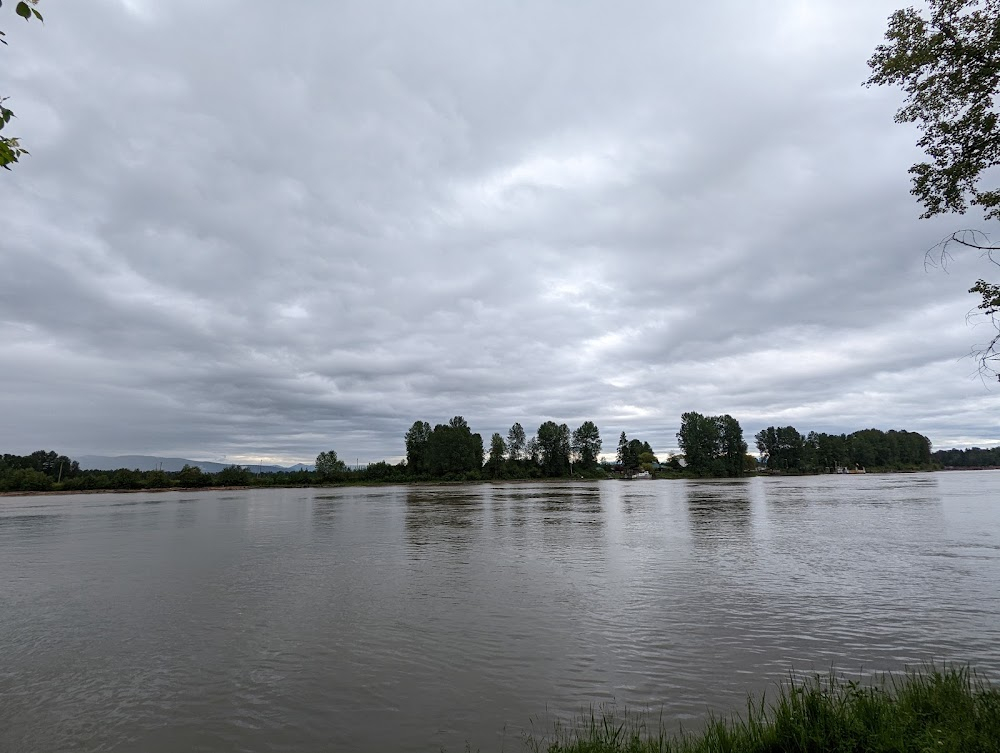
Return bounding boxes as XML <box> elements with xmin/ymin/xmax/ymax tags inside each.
<box><xmin>0</xmin><ymin>467</ymin><xmax>959</xmax><ymax>499</ymax></box>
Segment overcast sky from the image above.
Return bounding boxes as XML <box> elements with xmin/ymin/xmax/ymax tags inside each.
<box><xmin>2</xmin><ymin>0</ymin><xmax>998</xmax><ymax>465</ymax></box>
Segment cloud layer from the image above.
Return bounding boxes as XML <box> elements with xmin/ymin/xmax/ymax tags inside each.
<box><xmin>2</xmin><ymin>0</ymin><xmax>997</xmax><ymax>463</ymax></box>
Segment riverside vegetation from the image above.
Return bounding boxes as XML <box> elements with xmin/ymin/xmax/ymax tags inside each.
<box><xmin>524</xmin><ymin>666</ymin><xmax>999</xmax><ymax>753</ymax></box>
<box><xmin>0</xmin><ymin>414</ymin><xmax>953</xmax><ymax>494</ymax></box>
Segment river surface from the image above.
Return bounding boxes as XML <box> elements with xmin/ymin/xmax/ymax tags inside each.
<box><xmin>1</xmin><ymin>472</ymin><xmax>998</xmax><ymax>752</ymax></box>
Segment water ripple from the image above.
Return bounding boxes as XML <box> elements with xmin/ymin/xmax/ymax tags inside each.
<box><xmin>1</xmin><ymin>474</ymin><xmax>998</xmax><ymax>752</ymax></box>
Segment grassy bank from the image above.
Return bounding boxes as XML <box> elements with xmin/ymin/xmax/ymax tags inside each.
<box><xmin>524</xmin><ymin>666</ymin><xmax>999</xmax><ymax>753</ymax></box>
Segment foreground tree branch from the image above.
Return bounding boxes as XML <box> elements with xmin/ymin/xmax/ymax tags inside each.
<box><xmin>926</xmin><ymin>229</ymin><xmax>1000</xmax><ymax>379</ymax></box>
<box><xmin>0</xmin><ymin>1</ymin><xmax>43</xmax><ymax>170</ymax></box>
<box><xmin>868</xmin><ymin>0</ymin><xmax>1000</xmax><ymax>378</ymax></box>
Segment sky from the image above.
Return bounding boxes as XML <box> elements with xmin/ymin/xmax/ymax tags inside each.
<box><xmin>2</xmin><ymin>0</ymin><xmax>998</xmax><ymax>465</ymax></box>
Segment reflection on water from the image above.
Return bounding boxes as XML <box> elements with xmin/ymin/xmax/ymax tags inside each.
<box><xmin>0</xmin><ymin>474</ymin><xmax>998</xmax><ymax>753</ymax></box>
<box><xmin>310</xmin><ymin>497</ymin><xmax>341</xmax><ymax>528</ymax></box>
<box><xmin>0</xmin><ymin>512</ymin><xmax>60</xmax><ymax>529</ymax></box>
<box><xmin>684</xmin><ymin>479</ymin><xmax>753</xmax><ymax>545</ymax></box>
<box><xmin>405</xmin><ymin>488</ymin><xmax>484</xmax><ymax>557</ymax></box>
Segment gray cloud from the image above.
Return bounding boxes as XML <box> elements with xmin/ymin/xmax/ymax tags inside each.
<box><xmin>1</xmin><ymin>0</ymin><xmax>998</xmax><ymax>464</ymax></box>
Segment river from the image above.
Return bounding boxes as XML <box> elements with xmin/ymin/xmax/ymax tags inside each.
<box><xmin>1</xmin><ymin>472</ymin><xmax>998</xmax><ymax>752</ymax></box>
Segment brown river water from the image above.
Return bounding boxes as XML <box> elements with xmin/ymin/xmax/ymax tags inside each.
<box><xmin>1</xmin><ymin>472</ymin><xmax>998</xmax><ymax>752</ymax></box>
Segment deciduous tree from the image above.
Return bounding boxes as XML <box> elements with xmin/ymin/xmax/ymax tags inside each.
<box><xmin>755</xmin><ymin>425</ymin><xmax>805</xmax><ymax>471</ymax></box>
<box><xmin>404</xmin><ymin>420</ymin><xmax>431</xmax><ymax>475</ymax></box>
<box><xmin>216</xmin><ymin>465</ymin><xmax>252</xmax><ymax>487</ymax></box>
<box><xmin>177</xmin><ymin>464</ymin><xmax>208</xmax><ymax>487</ymax></box>
<box><xmin>677</xmin><ymin>412</ymin><xmax>720</xmax><ymax>476</ymax></box>
<box><xmin>487</xmin><ymin>433</ymin><xmax>506</xmax><ymax>479</ymax></box>
<box><xmin>524</xmin><ymin>437</ymin><xmax>540</xmax><ymax>466</ymax></box>
<box><xmin>867</xmin><ymin>0</ymin><xmax>1000</xmax><ymax>375</ymax></box>
<box><xmin>571</xmin><ymin>421</ymin><xmax>602</xmax><ymax>470</ymax></box>
<box><xmin>425</xmin><ymin>417</ymin><xmax>483</xmax><ymax>477</ymax></box>
<box><xmin>716</xmin><ymin>414</ymin><xmax>748</xmax><ymax>477</ymax></box>
<box><xmin>506</xmin><ymin>422</ymin><xmax>526</xmax><ymax>461</ymax></box>
<box><xmin>536</xmin><ymin>421</ymin><xmax>571</xmax><ymax>477</ymax></box>
<box><xmin>315</xmin><ymin>450</ymin><xmax>347</xmax><ymax>481</ymax></box>
<box><xmin>678</xmin><ymin>413</ymin><xmax>746</xmax><ymax>477</ymax></box>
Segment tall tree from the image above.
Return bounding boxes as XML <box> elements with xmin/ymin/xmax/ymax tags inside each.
<box><xmin>755</xmin><ymin>427</ymin><xmax>778</xmax><ymax>467</ymax></box>
<box><xmin>616</xmin><ymin>432</ymin><xmax>629</xmax><ymax>467</ymax></box>
<box><xmin>626</xmin><ymin>439</ymin><xmax>644</xmax><ymax>473</ymax></box>
<box><xmin>524</xmin><ymin>437</ymin><xmax>540</xmax><ymax>466</ymax></box>
<box><xmin>615</xmin><ymin>432</ymin><xmax>642</xmax><ymax>476</ymax></box>
<box><xmin>716</xmin><ymin>414</ymin><xmax>748</xmax><ymax>477</ymax></box>
<box><xmin>315</xmin><ymin>450</ymin><xmax>347</xmax><ymax>481</ymax></box>
<box><xmin>487</xmin><ymin>433</ymin><xmax>506</xmax><ymax>479</ymax></box>
<box><xmin>755</xmin><ymin>425</ymin><xmax>804</xmax><ymax>471</ymax></box>
<box><xmin>536</xmin><ymin>421</ymin><xmax>571</xmax><ymax>477</ymax></box>
<box><xmin>507</xmin><ymin>422</ymin><xmax>526</xmax><ymax>462</ymax></box>
<box><xmin>424</xmin><ymin>416</ymin><xmax>484</xmax><ymax>477</ymax></box>
<box><xmin>677</xmin><ymin>412</ymin><xmax>720</xmax><ymax>476</ymax></box>
<box><xmin>867</xmin><ymin>0</ymin><xmax>1000</xmax><ymax>376</ymax></box>
<box><xmin>571</xmin><ymin>421</ymin><xmax>602</xmax><ymax>469</ymax></box>
<box><xmin>404</xmin><ymin>420</ymin><xmax>431</xmax><ymax>475</ymax></box>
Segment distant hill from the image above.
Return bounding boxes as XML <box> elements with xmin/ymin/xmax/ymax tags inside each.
<box><xmin>77</xmin><ymin>455</ymin><xmax>314</xmax><ymax>474</ymax></box>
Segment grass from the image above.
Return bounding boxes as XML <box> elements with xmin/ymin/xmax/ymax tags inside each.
<box><xmin>523</xmin><ymin>666</ymin><xmax>1000</xmax><ymax>753</ymax></box>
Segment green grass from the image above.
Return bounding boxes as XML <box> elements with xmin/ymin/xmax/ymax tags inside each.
<box><xmin>523</xmin><ymin>666</ymin><xmax>1000</xmax><ymax>753</ymax></box>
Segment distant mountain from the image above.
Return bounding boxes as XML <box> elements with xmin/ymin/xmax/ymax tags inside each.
<box><xmin>76</xmin><ymin>455</ymin><xmax>314</xmax><ymax>474</ymax></box>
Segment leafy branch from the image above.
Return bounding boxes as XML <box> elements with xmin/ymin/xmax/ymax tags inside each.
<box><xmin>868</xmin><ymin>0</ymin><xmax>1000</xmax><ymax>379</ymax></box>
<box><xmin>1</xmin><ymin>0</ymin><xmax>43</xmax><ymax>170</ymax></box>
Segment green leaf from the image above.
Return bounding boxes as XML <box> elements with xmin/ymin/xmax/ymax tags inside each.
<box><xmin>31</xmin><ymin>8</ymin><xmax>42</xmax><ymax>20</ymax></box>
<box><xmin>16</xmin><ymin>1</ymin><xmax>32</xmax><ymax>20</ymax></box>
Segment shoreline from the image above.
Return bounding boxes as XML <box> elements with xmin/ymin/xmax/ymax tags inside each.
<box><xmin>0</xmin><ymin>467</ymin><xmax>968</xmax><ymax>499</ymax></box>
<box><xmin>0</xmin><ymin>485</ymin><xmax>261</xmax><ymax>498</ymax></box>
<box><xmin>527</xmin><ymin>666</ymin><xmax>998</xmax><ymax>753</ymax></box>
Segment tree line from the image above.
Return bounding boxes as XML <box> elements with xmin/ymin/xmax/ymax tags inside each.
<box><xmin>754</xmin><ymin>426</ymin><xmax>932</xmax><ymax>472</ymax></box>
<box><xmin>0</xmin><ymin>417</ymin><xmax>950</xmax><ymax>494</ymax></box>
<box><xmin>0</xmin><ymin>452</ymin><xmax>302</xmax><ymax>492</ymax></box>
<box><xmin>404</xmin><ymin>417</ymin><xmax>606</xmax><ymax>481</ymax></box>
<box><xmin>931</xmin><ymin>446</ymin><xmax>1000</xmax><ymax>469</ymax></box>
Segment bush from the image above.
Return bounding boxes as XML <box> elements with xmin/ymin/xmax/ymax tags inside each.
<box><xmin>0</xmin><ymin>468</ymin><xmax>53</xmax><ymax>492</ymax></box>
<box><xmin>143</xmin><ymin>470</ymin><xmax>173</xmax><ymax>489</ymax></box>
<box><xmin>109</xmin><ymin>469</ymin><xmax>144</xmax><ymax>490</ymax></box>
<box><xmin>216</xmin><ymin>465</ymin><xmax>253</xmax><ymax>486</ymax></box>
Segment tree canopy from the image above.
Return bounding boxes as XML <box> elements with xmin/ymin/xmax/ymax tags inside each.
<box><xmin>677</xmin><ymin>412</ymin><xmax>747</xmax><ymax>477</ymax></box>
<box><xmin>506</xmin><ymin>423</ymin><xmax>526</xmax><ymax>462</ymax></box>
<box><xmin>753</xmin><ymin>426</ymin><xmax>932</xmax><ymax>472</ymax></box>
<box><xmin>315</xmin><ymin>450</ymin><xmax>347</xmax><ymax>480</ymax></box>
<box><xmin>571</xmin><ymin>421</ymin><xmax>602</xmax><ymax>470</ymax></box>
<box><xmin>487</xmin><ymin>433</ymin><xmax>506</xmax><ymax>479</ymax></box>
<box><xmin>867</xmin><ymin>0</ymin><xmax>1000</xmax><ymax>375</ymax></box>
<box><xmin>404</xmin><ymin>420</ymin><xmax>431</xmax><ymax>475</ymax></box>
<box><xmin>536</xmin><ymin>421</ymin><xmax>571</xmax><ymax>477</ymax></box>
<box><xmin>414</xmin><ymin>416</ymin><xmax>484</xmax><ymax>478</ymax></box>
<box><xmin>755</xmin><ymin>426</ymin><xmax>805</xmax><ymax>471</ymax></box>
